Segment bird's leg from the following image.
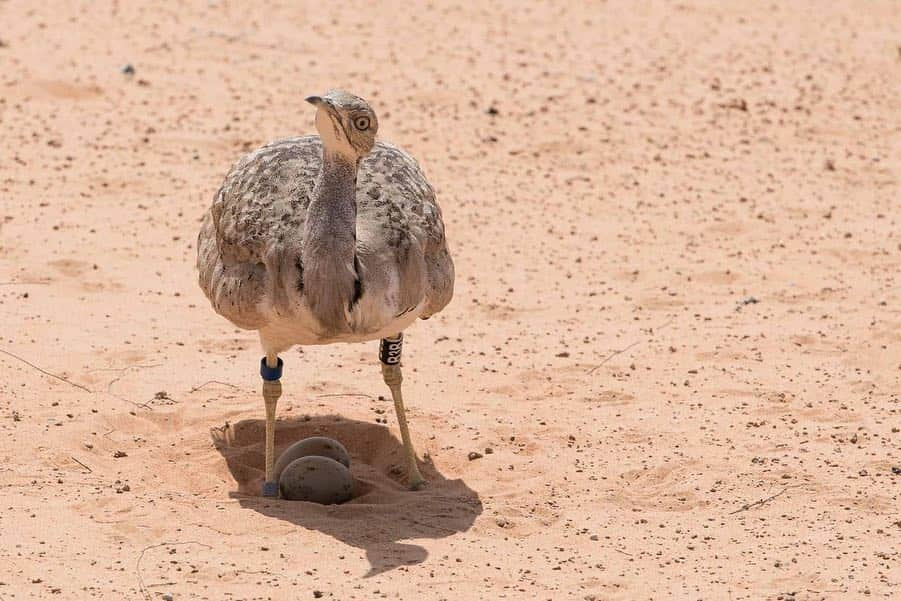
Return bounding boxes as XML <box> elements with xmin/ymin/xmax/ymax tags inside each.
<box><xmin>379</xmin><ymin>334</ymin><xmax>425</xmax><ymax>490</ymax></box>
<box><xmin>260</xmin><ymin>352</ymin><xmax>283</xmax><ymax>497</ymax></box>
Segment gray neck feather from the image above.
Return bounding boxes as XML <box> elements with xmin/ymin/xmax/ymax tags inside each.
<box><xmin>301</xmin><ymin>149</ymin><xmax>360</xmax><ymax>334</ymax></box>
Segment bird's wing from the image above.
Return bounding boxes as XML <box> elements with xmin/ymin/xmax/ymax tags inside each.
<box><xmin>355</xmin><ymin>142</ymin><xmax>454</xmax><ymax>321</ymax></box>
<box><xmin>197</xmin><ymin>136</ymin><xmax>321</xmax><ymax>329</ymax></box>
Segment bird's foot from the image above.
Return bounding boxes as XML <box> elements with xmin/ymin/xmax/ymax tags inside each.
<box><xmin>261</xmin><ymin>481</ymin><xmax>280</xmax><ymax>498</ymax></box>
<box><xmin>407</xmin><ymin>470</ymin><xmax>426</xmax><ymax>491</ymax></box>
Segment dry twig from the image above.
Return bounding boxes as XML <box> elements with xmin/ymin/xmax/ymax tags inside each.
<box><xmin>587</xmin><ymin>341</ymin><xmax>641</xmax><ymax>375</ymax></box>
<box><xmin>586</xmin><ymin>317</ymin><xmax>675</xmax><ymax>375</ymax></box>
<box><xmin>106</xmin><ymin>363</ymin><xmax>161</xmax><ymax>394</ymax></box>
<box><xmin>137</xmin><ymin>541</ymin><xmax>212</xmax><ymax>600</ymax></box>
<box><xmin>70</xmin><ymin>456</ymin><xmax>93</xmax><ymax>473</ymax></box>
<box><xmin>729</xmin><ymin>484</ymin><xmax>805</xmax><ymax>515</ymax></box>
<box><xmin>0</xmin><ymin>348</ymin><xmax>92</xmax><ymax>393</ymax></box>
<box><xmin>189</xmin><ymin>380</ymin><xmax>239</xmax><ymax>393</ymax></box>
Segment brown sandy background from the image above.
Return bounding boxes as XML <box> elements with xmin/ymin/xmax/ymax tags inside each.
<box><xmin>1</xmin><ymin>1</ymin><xmax>899</xmax><ymax>599</ymax></box>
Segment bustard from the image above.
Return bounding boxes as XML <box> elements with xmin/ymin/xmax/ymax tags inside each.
<box><xmin>197</xmin><ymin>90</ymin><xmax>454</xmax><ymax>496</ymax></box>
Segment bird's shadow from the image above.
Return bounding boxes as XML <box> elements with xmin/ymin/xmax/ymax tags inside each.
<box><xmin>211</xmin><ymin>415</ymin><xmax>482</xmax><ymax>576</ymax></box>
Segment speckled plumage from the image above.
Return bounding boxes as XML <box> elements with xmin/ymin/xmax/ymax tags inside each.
<box><xmin>199</xmin><ymin>90</ymin><xmax>443</xmax><ymax>493</ymax></box>
<box><xmin>196</xmin><ymin>135</ymin><xmax>454</xmax><ymax>350</ymax></box>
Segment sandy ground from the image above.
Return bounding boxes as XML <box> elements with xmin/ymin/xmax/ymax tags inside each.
<box><xmin>1</xmin><ymin>1</ymin><xmax>899</xmax><ymax>599</ymax></box>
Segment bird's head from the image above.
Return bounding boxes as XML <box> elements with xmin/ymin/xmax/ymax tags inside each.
<box><xmin>305</xmin><ymin>90</ymin><xmax>378</xmax><ymax>160</ymax></box>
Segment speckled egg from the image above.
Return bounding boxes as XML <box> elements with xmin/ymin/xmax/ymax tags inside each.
<box><xmin>278</xmin><ymin>455</ymin><xmax>354</xmax><ymax>504</ymax></box>
<box><xmin>273</xmin><ymin>436</ymin><xmax>351</xmax><ymax>482</ymax></box>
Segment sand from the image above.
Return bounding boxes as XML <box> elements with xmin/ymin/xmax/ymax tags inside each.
<box><xmin>1</xmin><ymin>1</ymin><xmax>899</xmax><ymax>599</ymax></box>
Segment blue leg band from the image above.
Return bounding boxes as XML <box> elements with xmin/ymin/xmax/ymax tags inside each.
<box><xmin>260</xmin><ymin>357</ymin><xmax>283</xmax><ymax>381</ymax></box>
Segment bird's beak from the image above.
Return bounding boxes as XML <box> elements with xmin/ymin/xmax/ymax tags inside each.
<box><xmin>306</xmin><ymin>95</ymin><xmax>338</xmax><ymax>117</ymax></box>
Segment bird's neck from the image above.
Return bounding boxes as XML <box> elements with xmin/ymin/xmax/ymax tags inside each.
<box><xmin>307</xmin><ymin>150</ymin><xmax>359</xmax><ymax>234</ymax></box>
<box><xmin>301</xmin><ymin>149</ymin><xmax>361</xmax><ymax>333</ymax></box>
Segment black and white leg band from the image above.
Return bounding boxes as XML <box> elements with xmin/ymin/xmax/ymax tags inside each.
<box><xmin>379</xmin><ymin>334</ymin><xmax>403</xmax><ymax>365</ymax></box>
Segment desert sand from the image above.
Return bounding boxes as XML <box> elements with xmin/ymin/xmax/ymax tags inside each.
<box><xmin>1</xmin><ymin>1</ymin><xmax>899</xmax><ymax>599</ymax></box>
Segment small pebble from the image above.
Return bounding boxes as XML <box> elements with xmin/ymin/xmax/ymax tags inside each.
<box><xmin>468</xmin><ymin>451</ymin><xmax>483</xmax><ymax>461</ymax></box>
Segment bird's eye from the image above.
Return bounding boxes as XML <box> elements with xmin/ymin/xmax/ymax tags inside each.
<box><xmin>354</xmin><ymin>116</ymin><xmax>370</xmax><ymax>131</ymax></box>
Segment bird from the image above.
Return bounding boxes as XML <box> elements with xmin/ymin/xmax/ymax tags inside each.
<box><xmin>196</xmin><ymin>90</ymin><xmax>454</xmax><ymax>496</ymax></box>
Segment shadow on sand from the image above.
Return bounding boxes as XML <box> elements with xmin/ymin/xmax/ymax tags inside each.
<box><xmin>211</xmin><ymin>415</ymin><xmax>482</xmax><ymax>576</ymax></box>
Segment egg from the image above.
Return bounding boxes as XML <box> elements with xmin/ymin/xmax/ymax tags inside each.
<box><xmin>278</xmin><ymin>455</ymin><xmax>354</xmax><ymax>504</ymax></box>
<box><xmin>273</xmin><ymin>436</ymin><xmax>351</xmax><ymax>481</ymax></box>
